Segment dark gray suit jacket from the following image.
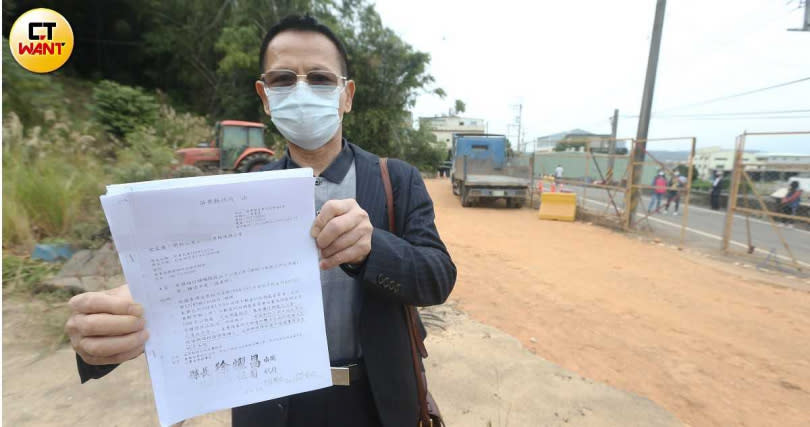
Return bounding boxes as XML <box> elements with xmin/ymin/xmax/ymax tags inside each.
<box><xmin>77</xmin><ymin>142</ymin><xmax>457</xmax><ymax>427</ymax></box>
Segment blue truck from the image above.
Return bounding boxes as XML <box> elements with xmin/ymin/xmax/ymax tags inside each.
<box><xmin>450</xmin><ymin>134</ymin><xmax>530</xmax><ymax>208</ymax></box>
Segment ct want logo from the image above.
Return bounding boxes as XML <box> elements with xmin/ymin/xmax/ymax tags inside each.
<box><xmin>9</xmin><ymin>8</ymin><xmax>74</xmax><ymax>73</ymax></box>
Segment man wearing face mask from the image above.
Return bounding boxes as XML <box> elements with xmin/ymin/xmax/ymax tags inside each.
<box><xmin>65</xmin><ymin>14</ymin><xmax>456</xmax><ymax>427</ymax></box>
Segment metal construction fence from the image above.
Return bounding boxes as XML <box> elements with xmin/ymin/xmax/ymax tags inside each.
<box><xmin>528</xmin><ymin>131</ymin><xmax>809</xmax><ymax>274</ymax></box>
<box><xmin>532</xmin><ymin>137</ymin><xmax>697</xmax><ymax>246</ymax></box>
<box><xmin>721</xmin><ymin>131</ymin><xmax>810</xmax><ymax>273</ymax></box>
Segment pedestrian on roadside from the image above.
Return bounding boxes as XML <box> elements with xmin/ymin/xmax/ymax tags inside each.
<box><xmin>664</xmin><ymin>170</ymin><xmax>686</xmax><ymax>215</ymax></box>
<box><xmin>648</xmin><ymin>171</ymin><xmax>668</xmax><ymax>214</ymax></box>
<box><xmin>711</xmin><ymin>171</ymin><xmax>723</xmax><ymax>210</ymax></box>
<box><xmin>65</xmin><ymin>14</ymin><xmax>456</xmax><ymax>427</ymax></box>
<box><xmin>779</xmin><ymin>181</ymin><xmax>802</xmax><ymax>227</ymax></box>
<box><xmin>554</xmin><ymin>164</ymin><xmax>564</xmax><ymax>181</ymax></box>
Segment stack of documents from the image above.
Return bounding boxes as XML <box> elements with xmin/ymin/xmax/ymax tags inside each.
<box><xmin>101</xmin><ymin>169</ymin><xmax>331</xmax><ymax>426</ymax></box>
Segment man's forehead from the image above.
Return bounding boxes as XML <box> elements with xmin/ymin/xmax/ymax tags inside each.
<box><xmin>264</xmin><ymin>30</ymin><xmax>342</xmax><ymax>71</ymax></box>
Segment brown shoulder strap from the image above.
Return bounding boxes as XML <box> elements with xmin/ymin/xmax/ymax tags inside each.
<box><xmin>379</xmin><ymin>159</ymin><xmax>428</xmax><ymax>355</ymax></box>
<box><xmin>379</xmin><ymin>158</ymin><xmax>430</xmax><ymax>425</ymax></box>
<box><xmin>379</xmin><ymin>158</ymin><xmax>396</xmax><ymax>233</ymax></box>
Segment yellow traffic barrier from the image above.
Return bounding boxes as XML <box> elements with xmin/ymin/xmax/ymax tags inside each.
<box><xmin>538</xmin><ymin>192</ymin><xmax>577</xmax><ymax>221</ymax></box>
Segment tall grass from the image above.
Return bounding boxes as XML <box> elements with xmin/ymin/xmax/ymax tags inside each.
<box><xmin>2</xmin><ymin>75</ymin><xmax>212</xmax><ymax>253</ymax></box>
<box><xmin>2</xmin><ymin>113</ymin><xmax>107</xmax><ymax>251</ymax></box>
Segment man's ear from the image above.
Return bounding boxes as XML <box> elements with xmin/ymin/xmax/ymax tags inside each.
<box><xmin>341</xmin><ymin>80</ymin><xmax>355</xmax><ymax>114</ymax></box>
<box><xmin>255</xmin><ymin>81</ymin><xmax>270</xmax><ymax>116</ymax></box>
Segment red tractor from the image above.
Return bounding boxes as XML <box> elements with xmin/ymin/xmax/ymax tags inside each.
<box><xmin>174</xmin><ymin>120</ymin><xmax>275</xmax><ymax>174</ymax></box>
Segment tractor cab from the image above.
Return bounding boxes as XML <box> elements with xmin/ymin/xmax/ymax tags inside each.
<box><xmin>175</xmin><ymin>120</ymin><xmax>275</xmax><ymax>173</ymax></box>
<box><xmin>216</xmin><ymin>121</ymin><xmax>266</xmax><ymax>170</ymax></box>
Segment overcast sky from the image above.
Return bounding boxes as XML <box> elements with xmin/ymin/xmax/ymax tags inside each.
<box><xmin>373</xmin><ymin>0</ymin><xmax>810</xmax><ymax>153</ymax></box>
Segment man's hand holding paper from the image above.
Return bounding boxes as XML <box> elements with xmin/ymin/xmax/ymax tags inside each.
<box><xmin>311</xmin><ymin>199</ymin><xmax>373</xmax><ymax>270</ymax></box>
<box><xmin>84</xmin><ymin>168</ymin><xmax>333</xmax><ymax>427</ymax></box>
<box><xmin>66</xmin><ymin>284</ymin><xmax>148</xmax><ymax>366</ymax></box>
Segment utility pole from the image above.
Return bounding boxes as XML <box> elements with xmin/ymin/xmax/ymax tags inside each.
<box><xmin>789</xmin><ymin>0</ymin><xmax>810</xmax><ymax>31</ymax></box>
<box><xmin>516</xmin><ymin>103</ymin><xmax>523</xmax><ymax>152</ymax></box>
<box><xmin>508</xmin><ymin>103</ymin><xmax>524</xmax><ymax>152</ymax></box>
<box><xmin>607</xmin><ymin>108</ymin><xmax>619</xmax><ymax>179</ymax></box>
<box><xmin>628</xmin><ymin>0</ymin><xmax>667</xmax><ymax>226</ymax></box>
<box><xmin>803</xmin><ymin>0</ymin><xmax>809</xmax><ymax>30</ymax></box>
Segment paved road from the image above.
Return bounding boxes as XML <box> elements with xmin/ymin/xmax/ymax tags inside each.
<box><xmin>563</xmin><ymin>186</ymin><xmax>810</xmax><ymax>269</ymax></box>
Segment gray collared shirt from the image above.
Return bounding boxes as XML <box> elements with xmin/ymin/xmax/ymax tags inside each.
<box><xmin>315</xmin><ymin>161</ymin><xmax>363</xmax><ymax>362</ymax></box>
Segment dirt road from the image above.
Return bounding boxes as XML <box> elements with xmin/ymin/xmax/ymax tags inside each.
<box><xmin>2</xmin><ymin>297</ymin><xmax>682</xmax><ymax>427</ymax></box>
<box><xmin>426</xmin><ymin>178</ymin><xmax>810</xmax><ymax>426</ymax></box>
<box><xmin>4</xmin><ymin>177</ymin><xmax>808</xmax><ymax>427</ymax></box>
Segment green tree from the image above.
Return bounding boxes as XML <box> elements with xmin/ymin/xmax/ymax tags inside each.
<box><xmin>553</xmin><ymin>141</ymin><xmax>586</xmax><ymax>152</ymax></box>
<box><xmin>399</xmin><ymin>122</ymin><xmax>443</xmax><ymax>172</ymax></box>
<box><xmin>675</xmin><ymin>164</ymin><xmax>699</xmax><ymax>181</ymax></box>
<box><xmin>4</xmin><ymin>0</ymin><xmax>444</xmax><ymax>169</ymax></box>
<box><xmin>334</xmin><ymin>2</ymin><xmax>441</xmax><ymax>160</ymax></box>
<box><xmin>2</xmin><ymin>38</ymin><xmax>62</xmax><ymax>126</ymax></box>
<box><xmin>454</xmin><ymin>99</ymin><xmax>466</xmax><ymax>115</ymax></box>
<box><xmin>91</xmin><ymin>80</ymin><xmax>159</xmax><ymax>138</ymax></box>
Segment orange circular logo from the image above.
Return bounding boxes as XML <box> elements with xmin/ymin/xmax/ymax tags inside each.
<box><xmin>8</xmin><ymin>8</ymin><xmax>74</xmax><ymax>73</ymax></box>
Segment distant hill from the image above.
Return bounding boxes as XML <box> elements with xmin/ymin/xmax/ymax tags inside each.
<box><xmin>648</xmin><ymin>151</ymin><xmax>691</xmax><ymax>162</ymax></box>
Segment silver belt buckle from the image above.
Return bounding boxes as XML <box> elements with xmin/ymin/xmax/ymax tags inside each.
<box><xmin>331</xmin><ymin>365</ymin><xmax>354</xmax><ymax>386</ymax></box>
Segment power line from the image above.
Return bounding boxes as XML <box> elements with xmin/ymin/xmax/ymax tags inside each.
<box><xmin>645</xmin><ymin>115</ymin><xmax>810</xmax><ymax>121</ymax></box>
<box><xmin>623</xmin><ymin>108</ymin><xmax>810</xmax><ymax>118</ymax></box>
<box><xmin>651</xmin><ymin>76</ymin><xmax>810</xmax><ymax>114</ymax></box>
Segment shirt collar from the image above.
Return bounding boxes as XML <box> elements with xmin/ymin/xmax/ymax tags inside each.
<box><xmin>284</xmin><ymin>138</ymin><xmax>354</xmax><ymax>183</ymax></box>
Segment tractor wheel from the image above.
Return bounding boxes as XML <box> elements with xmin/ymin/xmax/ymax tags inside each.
<box><xmin>237</xmin><ymin>153</ymin><xmax>273</xmax><ymax>173</ymax></box>
<box><xmin>172</xmin><ymin>165</ymin><xmax>204</xmax><ymax>178</ymax></box>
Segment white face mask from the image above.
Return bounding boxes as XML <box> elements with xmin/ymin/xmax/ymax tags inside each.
<box><xmin>265</xmin><ymin>82</ymin><xmax>342</xmax><ymax>151</ymax></box>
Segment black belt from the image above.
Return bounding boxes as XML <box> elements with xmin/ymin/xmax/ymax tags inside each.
<box><xmin>330</xmin><ymin>362</ymin><xmax>365</xmax><ymax>386</ymax></box>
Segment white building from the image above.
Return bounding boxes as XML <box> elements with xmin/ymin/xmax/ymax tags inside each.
<box><xmin>530</xmin><ymin>129</ymin><xmax>626</xmax><ymax>153</ymax></box>
<box><xmin>750</xmin><ymin>153</ymin><xmax>810</xmax><ymax>181</ymax></box>
<box><xmin>694</xmin><ymin>147</ymin><xmax>754</xmax><ymax>179</ymax></box>
<box><xmin>695</xmin><ymin>148</ymin><xmax>810</xmax><ymax>181</ymax></box>
<box><xmin>753</xmin><ymin>153</ymin><xmax>810</xmax><ymax>165</ymax></box>
<box><xmin>419</xmin><ymin>115</ymin><xmax>486</xmax><ymax>150</ymax></box>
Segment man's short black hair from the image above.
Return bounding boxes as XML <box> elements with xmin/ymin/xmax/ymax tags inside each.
<box><xmin>259</xmin><ymin>15</ymin><xmax>350</xmax><ymax>77</ymax></box>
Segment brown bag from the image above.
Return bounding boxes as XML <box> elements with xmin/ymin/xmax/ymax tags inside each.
<box><xmin>379</xmin><ymin>158</ymin><xmax>445</xmax><ymax>427</ymax></box>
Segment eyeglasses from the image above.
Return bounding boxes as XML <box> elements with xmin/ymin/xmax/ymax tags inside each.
<box><xmin>260</xmin><ymin>69</ymin><xmax>347</xmax><ymax>93</ymax></box>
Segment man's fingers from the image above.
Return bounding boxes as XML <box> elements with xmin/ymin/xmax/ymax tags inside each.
<box><xmin>66</xmin><ymin>313</ymin><xmax>145</xmax><ymax>337</ymax></box>
<box><xmin>311</xmin><ymin>199</ymin><xmax>355</xmax><ymax>237</ymax></box>
<box><xmin>104</xmin><ymin>284</ymin><xmax>132</xmax><ymax>299</ymax></box>
<box><xmin>320</xmin><ymin>222</ymin><xmax>369</xmax><ymax>259</ymax></box>
<box><xmin>80</xmin><ymin>344</ymin><xmax>145</xmax><ymax>366</ymax></box>
<box><xmin>77</xmin><ymin>329</ymin><xmax>149</xmax><ymax>359</ymax></box>
<box><xmin>316</xmin><ymin>213</ymin><xmax>359</xmax><ymax>249</ymax></box>
<box><xmin>69</xmin><ymin>291</ymin><xmax>141</xmax><ymax>316</ymax></box>
<box><xmin>320</xmin><ymin>245</ymin><xmax>363</xmax><ymax>270</ymax></box>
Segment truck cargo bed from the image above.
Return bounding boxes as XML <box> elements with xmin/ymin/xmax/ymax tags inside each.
<box><xmin>464</xmin><ymin>174</ymin><xmax>530</xmax><ymax>187</ymax></box>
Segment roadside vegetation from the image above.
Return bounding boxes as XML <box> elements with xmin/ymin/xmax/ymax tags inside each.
<box><xmin>3</xmin><ymin>0</ymin><xmax>446</xmax><ymax>303</ymax></box>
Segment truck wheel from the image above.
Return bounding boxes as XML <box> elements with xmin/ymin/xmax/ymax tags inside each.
<box><xmin>237</xmin><ymin>153</ymin><xmax>272</xmax><ymax>173</ymax></box>
<box><xmin>461</xmin><ymin>187</ymin><xmax>472</xmax><ymax>207</ymax></box>
<box><xmin>506</xmin><ymin>199</ymin><xmax>514</xmax><ymax>209</ymax></box>
<box><xmin>452</xmin><ymin>179</ymin><xmax>460</xmax><ymax>196</ymax></box>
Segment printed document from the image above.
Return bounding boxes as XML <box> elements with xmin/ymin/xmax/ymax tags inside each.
<box><xmin>100</xmin><ymin>169</ymin><xmax>331</xmax><ymax>426</ymax></box>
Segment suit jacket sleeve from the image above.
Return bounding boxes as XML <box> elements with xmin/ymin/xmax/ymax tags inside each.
<box><xmin>76</xmin><ymin>353</ymin><xmax>119</xmax><ymax>383</ymax></box>
<box><xmin>357</xmin><ymin>160</ymin><xmax>457</xmax><ymax>306</ymax></box>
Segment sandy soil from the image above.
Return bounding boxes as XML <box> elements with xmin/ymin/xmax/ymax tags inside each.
<box><xmin>2</xmin><ymin>297</ymin><xmax>681</xmax><ymax>427</ymax></box>
<box><xmin>425</xmin><ymin>178</ymin><xmax>810</xmax><ymax>427</ymax></box>
<box><xmin>4</xmin><ymin>177</ymin><xmax>807</xmax><ymax>427</ymax></box>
